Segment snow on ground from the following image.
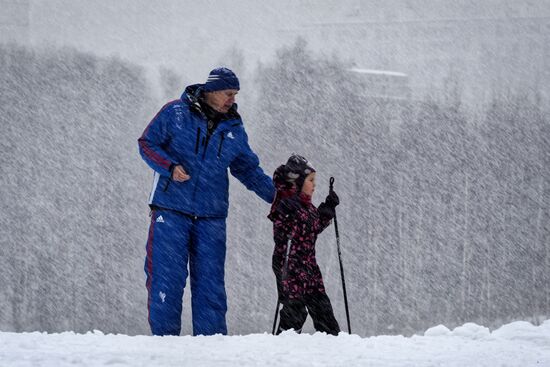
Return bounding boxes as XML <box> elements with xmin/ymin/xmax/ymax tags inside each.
<box><xmin>1</xmin><ymin>320</ymin><xmax>549</xmax><ymax>367</ymax></box>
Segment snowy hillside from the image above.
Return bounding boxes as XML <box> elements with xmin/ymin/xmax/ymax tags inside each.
<box><xmin>1</xmin><ymin>320</ymin><xmax>549</xmax><ymax>367</ymax></box>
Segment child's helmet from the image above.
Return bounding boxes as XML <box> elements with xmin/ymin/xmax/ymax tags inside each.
<box><xmin>285</xmin><ymin>154</ymin><xmax>316</xmax><ymax>190</ymax></box>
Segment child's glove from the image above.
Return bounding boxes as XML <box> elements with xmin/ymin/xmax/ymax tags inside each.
<box><xmin>318</xmin><ymin>191</ymin><xmax>339</xmax><ymax>220</ymax></box>
<box><xmin>325</xmin><ymin>190</ymin><xmax>340</xmax><ymax>208</ymax></box>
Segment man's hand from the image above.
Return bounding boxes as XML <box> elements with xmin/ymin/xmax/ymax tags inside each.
<box><xmin>172</xmin><ymin>165</ymin><xmax>190</xmax><ymax>182</ymax></box>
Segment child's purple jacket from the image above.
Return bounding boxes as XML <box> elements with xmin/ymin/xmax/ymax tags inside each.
<box><xmin>268</xmin><ymin>167</ymin><xmax>333</xmax><ymax>300</ymax></box>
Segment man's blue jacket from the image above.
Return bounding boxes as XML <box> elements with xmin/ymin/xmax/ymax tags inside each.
<box><xmin>138</xmin><ymin>84</ymin><xmax>275</xmax><ymax>217</ymax></box>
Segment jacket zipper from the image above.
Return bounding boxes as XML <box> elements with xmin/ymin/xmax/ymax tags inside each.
<box><xmin>217</xmin><ymin>132</ymin><xmax>225</xmax><ymax>158</ymax></box>
<box><xmin>195</xmin><ymin>127</ymin><xmax>201</xmax><ymax>155</ymax></box>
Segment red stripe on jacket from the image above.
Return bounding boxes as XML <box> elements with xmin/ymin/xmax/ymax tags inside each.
<box><xmin>138</xmin><ymin>100</ymin><xmax>180</xmax><ymax>170</ymax></box>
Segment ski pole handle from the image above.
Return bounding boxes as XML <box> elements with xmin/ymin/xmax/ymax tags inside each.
<box><xmin>329</xmin><ymin>177</ymin><xmax>335</xmax><ymax>193</ymax></box>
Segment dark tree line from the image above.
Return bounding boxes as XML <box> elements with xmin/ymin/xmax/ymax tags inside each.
<box><xmin>0</xmin><ymin>44</ymin><xmax>152</xmax><ymax>334</ymax></box>
<box><xmin>1</xmin><ymin>40</ymin><xmax>548</xmax><ymax>337</ymax></box>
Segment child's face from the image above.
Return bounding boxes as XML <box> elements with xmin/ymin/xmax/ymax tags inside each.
<box><xmin>301</xmin><ymin>172</ymin><xmax>316</xmax><ymax>197</ymax></box>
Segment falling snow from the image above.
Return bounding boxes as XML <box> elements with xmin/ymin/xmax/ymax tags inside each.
<box><xmin>0</xmin><ymin>0</ymin><xmax>549</xmax><ymax>349</ymax></box>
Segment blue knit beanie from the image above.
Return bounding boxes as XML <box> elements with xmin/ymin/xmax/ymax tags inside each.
<box><xmin>204</xmin><ymin>67</ymin><xmax>240</xmax><ymax>92</ymax></box>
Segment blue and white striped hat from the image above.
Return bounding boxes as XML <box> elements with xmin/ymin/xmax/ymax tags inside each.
<box><xmin>204</xmin><ymin>67</ymin><xmax>240</xmax><ymax>92</ymax></box>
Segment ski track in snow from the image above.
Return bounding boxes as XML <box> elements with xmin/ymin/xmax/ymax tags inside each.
<box><xmin>1</xmin><ymin>320</ymin><xmax>549</xmax><ymax>367</ymax></box>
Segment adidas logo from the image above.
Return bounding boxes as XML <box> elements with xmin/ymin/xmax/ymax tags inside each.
<box><xmin>156</xmin><ymin>215</ymin><xmax>165</xmax><ymax>223</ymax></box>
<box><xmin>227</xmin><ymin>132</ymin><xmax>235</xmax><ymax>139</ymax></box>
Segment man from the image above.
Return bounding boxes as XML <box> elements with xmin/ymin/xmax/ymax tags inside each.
<box><xmin>138</xmin><ymin>67</ymin><xmax>275</xmax><ymax>336</ymax></box>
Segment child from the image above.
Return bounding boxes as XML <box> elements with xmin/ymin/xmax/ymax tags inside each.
<box><xmin>268</xmin><ymin>154</ymin><xmax>341</xmax><ymax>335</ymax></box>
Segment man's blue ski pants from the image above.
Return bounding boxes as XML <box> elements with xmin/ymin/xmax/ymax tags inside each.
<box><xmin>145</xmin><ymin>208</ymin><xmax>227</xmax><ymax>336</ymax></box>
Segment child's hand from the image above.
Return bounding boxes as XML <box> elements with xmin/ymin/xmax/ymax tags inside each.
<box><xmin>318</xmin><ymin>191</ymin><xmax>339</xmax><ymax>220</ymax></box>
<box><xmin>325</xmin><ymin>190</ymin><xmax>340</xmax><ymax>208</ymax></box>
<box><xmin>318</xmin><ymin>202</ymin><xmax>336</xmax><ymax>219</ymax></box>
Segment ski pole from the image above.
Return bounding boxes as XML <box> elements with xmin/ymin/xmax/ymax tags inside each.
<box><xmin>272</xmin><ymin>234</ymin><xmax>293</xmax><ymax>334</ymax></box>
<box><xmin>271</xmin><ymin>299</ymin><xmax>280</xmax><ymax>335</ymax></box>
<box><xmin>330</xmin><ymin>177</ymin><xmax>351</xmax><ymax>334</ymax></box>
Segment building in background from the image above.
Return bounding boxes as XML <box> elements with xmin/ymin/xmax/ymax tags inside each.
<box><xmin>280</xmin><ymin>0</ymin><xmax>550</xmax><ymax>113</ymax></box>
<box><xmin>348</xmin><ymin>68</ymin><xmax>410</xmax><ymax>101</ymax></box>
<box><xmin>291</xmin><ymin>4</ymin><xmax>549</xmax><ymax>112</ymax></box>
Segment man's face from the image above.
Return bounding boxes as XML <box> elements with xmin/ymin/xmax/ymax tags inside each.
<box><xmin>204</xmin><ymin>89</ymin><xmax>238</xmax><ymax>113</ymax></box>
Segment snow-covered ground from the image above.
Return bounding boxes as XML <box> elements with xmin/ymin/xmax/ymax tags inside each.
<box><xmin>1</xmin><ymin>320</ymin><xmax>549</xmax><ymax>367</ymax></box>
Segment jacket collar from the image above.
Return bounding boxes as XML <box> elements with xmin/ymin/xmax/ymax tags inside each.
<box><xmin>182</xmin><ymin>84</ymin><xmax>241</xmax><ymax>124</ymax></box>
<box><xmin>298</xmin><ymin>191</ymin><xmax>312</xmax><ymax>204</ymax></box>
